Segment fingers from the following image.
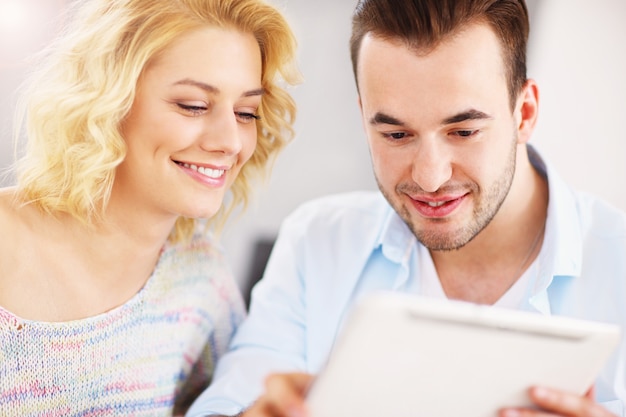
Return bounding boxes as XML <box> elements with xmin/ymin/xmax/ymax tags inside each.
<box><xmin>264</xmin><ymin>373</ymin><xmax>313</xmax><ymax>417</ymax></box>
<box><xmin>585</xmin><ymin>387</ymin><xmax>596</xmax><ymax>401</ymax></box>
<box><xmin>242</xmin><ymin>373</ymin><xmax>314</xmax><ymax>417</ymax></box>
<box><xmin>529</xmin><ymin>387</ymin><xmax>615</xmax><ymax>417</ymax></box>
<box><xmin>499</xmin><ymin>387</ymin><xmax>617</xmax><ymax>417</ymax></box>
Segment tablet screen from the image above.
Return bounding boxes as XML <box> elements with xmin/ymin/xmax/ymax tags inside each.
<box><xmin>306</xmin><ymin>293</ymin><xmax>621</xmax><ymax>417</ymax></box>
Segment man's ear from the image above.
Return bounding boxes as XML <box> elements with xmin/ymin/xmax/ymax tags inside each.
<box><xmin>515</xmin><ymin>79</ymin><xmax>539</xmax><ymax>144</ymax></box>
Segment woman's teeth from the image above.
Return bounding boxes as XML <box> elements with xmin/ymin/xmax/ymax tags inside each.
<box><xmin>181</xmin><ymin>163</ymin><xmax>224</xmax><ymax>179</ymax></box>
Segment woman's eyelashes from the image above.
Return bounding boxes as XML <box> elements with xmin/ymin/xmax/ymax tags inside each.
<box><xmin>177</xmin><ymin>102</ymin><xmax>207</xmax><ymax>115</ymax></box>
<box><xmin>235</xmin><ymin>112</ymin><xmax>261</xmax><ymax>123</ymax></box>
<box><xmin>176</xmin><ymin>102</ymin><xmax>260</xmax><ymax>123</ymax></box>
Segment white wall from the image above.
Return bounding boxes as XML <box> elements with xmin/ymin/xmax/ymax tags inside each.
<box><xmin>527</xmin><ymin>0</ymin><xmax>626</xmax><ymax>211</ymax></box>
<box><xmin>0</xmin><ymin>0</ymin><xmax>67</xmax><ymax>184</ymax></box>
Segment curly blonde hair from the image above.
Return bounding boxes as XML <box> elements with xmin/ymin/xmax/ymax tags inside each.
<box><xmin>15</xmin><ymin>0</ymin><xmax>299</xmax><ymax>241</ymax></box>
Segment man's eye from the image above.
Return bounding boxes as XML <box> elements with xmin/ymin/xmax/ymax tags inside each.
<box><xmin>383</xmin><ymin>132</ymin><xmax>407</xmax><ymax>140</ymax></box>
<box><xmin>455</xmin><ymin>130</ymin><xmax>477</xmax><ymax>138</ymax></box>
<box><xmin>236</xmin><ymin>112</ymin><xmax>261</xmax><ymax>123</ymax></box>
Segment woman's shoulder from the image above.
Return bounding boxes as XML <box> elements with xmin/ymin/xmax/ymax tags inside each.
<box><xmin>0</xmin><ymin>187</ymin><xmax>45</xmax><ymax>234</ymax></box>
<box><xmin>0</xmin><ymin>188</ymin><xmax>29</xmax><ymax>261</ymax></box>
<box><xmin>0</xmin><ymin>188</ymin><xmax>45</xmax><ymax>317</ymax></box>
<box><xmin>0</xmin><ymin>187</ymin><xmax>19</xmax><ymax>222</ymax></box>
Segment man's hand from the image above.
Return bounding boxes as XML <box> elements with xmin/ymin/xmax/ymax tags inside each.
<box><xmin>241</xmin><ymin>373</ymin><xmax>314</xmax><ymax>417</ymax></box>
<box><xmin>500</xmin><ymin>386</ymin><xmax>618</xmax><ymax>417</ymax></box>
<box><xmin>237</xmin><ymin>378</ymin><xmax>619</xmax><ymax>417</ymax></box>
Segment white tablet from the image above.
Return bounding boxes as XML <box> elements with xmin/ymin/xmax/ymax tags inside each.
<box><xmin>306</xmin><ymin>292</ymin><xmax>621</xmax><ymax>417</ymax></box>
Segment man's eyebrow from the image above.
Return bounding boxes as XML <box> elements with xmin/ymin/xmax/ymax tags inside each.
<box><xmin>442</xmin><ymin>109</ymin><xmax>492</xmax><ymax>125</ymax></box>
<box><xmin>369</xmin><ymin>112</ymin><xmax>405</xmax><ymax>126</ymax></box>
<box><xmin>173</xmin><ymin>78</ymin><xmax>265</xmax><ymax>97</ymax></box>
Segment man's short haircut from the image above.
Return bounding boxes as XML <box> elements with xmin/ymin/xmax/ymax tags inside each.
<box><xmin>350</xmin><ymin>0</ymin><xmax>529</xmax><ymax>109</ymax></box>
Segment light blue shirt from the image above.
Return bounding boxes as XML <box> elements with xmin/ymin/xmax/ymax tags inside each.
<box><xmin>188</xmin><ymin>151</ymin><xmax>626</xmax><ymax>416</ymax></box>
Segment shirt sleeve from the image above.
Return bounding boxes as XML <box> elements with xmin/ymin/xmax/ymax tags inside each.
<box><xmin>186</xmin><ymin>211</ymin><xmax>309</xmax><ymax>417</ymax></box>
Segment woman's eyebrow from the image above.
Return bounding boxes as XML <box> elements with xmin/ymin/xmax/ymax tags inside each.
<box><xmin>172</xmin><ymin>79</ymin><xmax>264</xmax><ymax>98</ymax></box>
<box><xmin>172</xmin><ymin>78</ymin><xmax>219</xmax><ymax>93</ymax></box>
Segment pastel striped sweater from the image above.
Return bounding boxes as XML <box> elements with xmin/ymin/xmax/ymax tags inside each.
<box><xmin>0</xmin><ymin>228</ymin><xmax>246</xmax><ymax>416</ymax></box>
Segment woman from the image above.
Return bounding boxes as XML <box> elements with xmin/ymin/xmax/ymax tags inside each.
<box><xmin>0</xmin><ymin>0</ymin><xmax>298</xmax><ymax>415</ymax></box>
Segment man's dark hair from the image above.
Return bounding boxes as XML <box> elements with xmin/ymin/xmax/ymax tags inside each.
<box><xmin>350</xmin><ymin>0</ymin><xmax>529</xmax><ymax>108</ymax></box>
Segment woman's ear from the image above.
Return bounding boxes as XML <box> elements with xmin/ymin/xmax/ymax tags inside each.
<box><xmin>515</xmin><ymin>79</ymin><xmax>540</xmax><ymax>144</ymax></box>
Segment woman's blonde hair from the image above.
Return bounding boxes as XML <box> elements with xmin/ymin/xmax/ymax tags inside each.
<box><xmin>15</xmin><ymin>0</ymin><xmax>299</xmax><ymax>241</ymax></box>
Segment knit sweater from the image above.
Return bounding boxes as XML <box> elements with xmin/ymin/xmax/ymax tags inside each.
<box><xmin>0</xmin><ymin>228</ymin><xmax>246</xmax><ymax>416</ymax></box>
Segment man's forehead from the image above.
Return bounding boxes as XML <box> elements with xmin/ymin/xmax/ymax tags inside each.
<box><xmin>356</xmin><ymin>24</ymin><xmax>508</xmax><ymax>92</ymax></box>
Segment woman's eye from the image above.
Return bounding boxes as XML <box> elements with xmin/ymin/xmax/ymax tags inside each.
<box><xmin>235</xmin><ymin>112</ymin><xmax>261</xmax><ymax>123</ymax></box>
<box><xmin>177</xmin><ymin>103</ymin><xmax>207</xmax><ymax>115</ymax></box>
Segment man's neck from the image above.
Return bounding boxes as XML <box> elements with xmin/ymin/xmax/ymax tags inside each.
<box><xmin>430</xmin><ymin>156</ymin><xmax>549</xmax><ymax>305</ymax></box>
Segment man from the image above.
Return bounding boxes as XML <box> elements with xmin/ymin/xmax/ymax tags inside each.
<box><xmin>187</xmin><ymin>0</ymin><xmax>626</xmax><ymax>416</ymax></box>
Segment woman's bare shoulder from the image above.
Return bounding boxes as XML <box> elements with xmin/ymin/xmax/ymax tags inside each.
<box><xmin>0</xmin><ymin>187</ymin><xmax>43</xmax><ymax>265</ymax></box>
<box><xmin>0</xmin><ymin>187</ymin><xmax>21</xmax><ymax>224</ymax></box>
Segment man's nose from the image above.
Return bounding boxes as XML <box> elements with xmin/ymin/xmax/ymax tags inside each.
<box><xmin>410</xmin><ymin>137</ymin><xmax>452</xmax><ymax>193</ymax></box>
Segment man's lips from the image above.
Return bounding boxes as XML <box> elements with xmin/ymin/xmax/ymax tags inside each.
<box><xmin>408</xmin><ymin>194</ymin><xmax>467</xmax><ymax>218</ymax></box>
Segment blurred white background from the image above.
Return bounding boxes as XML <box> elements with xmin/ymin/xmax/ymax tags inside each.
<box><xmin>1</xmin><ymin>0</ymin><xmax>68</xmax><ymax>184</ymax></box>
<box><xmin>1</xmin><ymin>0</ymin><xmax>624</xmax><ymax>292</ymax></box>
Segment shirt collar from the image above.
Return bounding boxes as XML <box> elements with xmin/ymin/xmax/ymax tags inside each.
<box><xmin>526</xmin><ymin>145</ymin><xmax>583</xmax><ymax>313</ymax></box>
<box><xmin>374</xmin><ymin>201</ymin><xmax>417</xmax><ymax>288</ymax></box>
